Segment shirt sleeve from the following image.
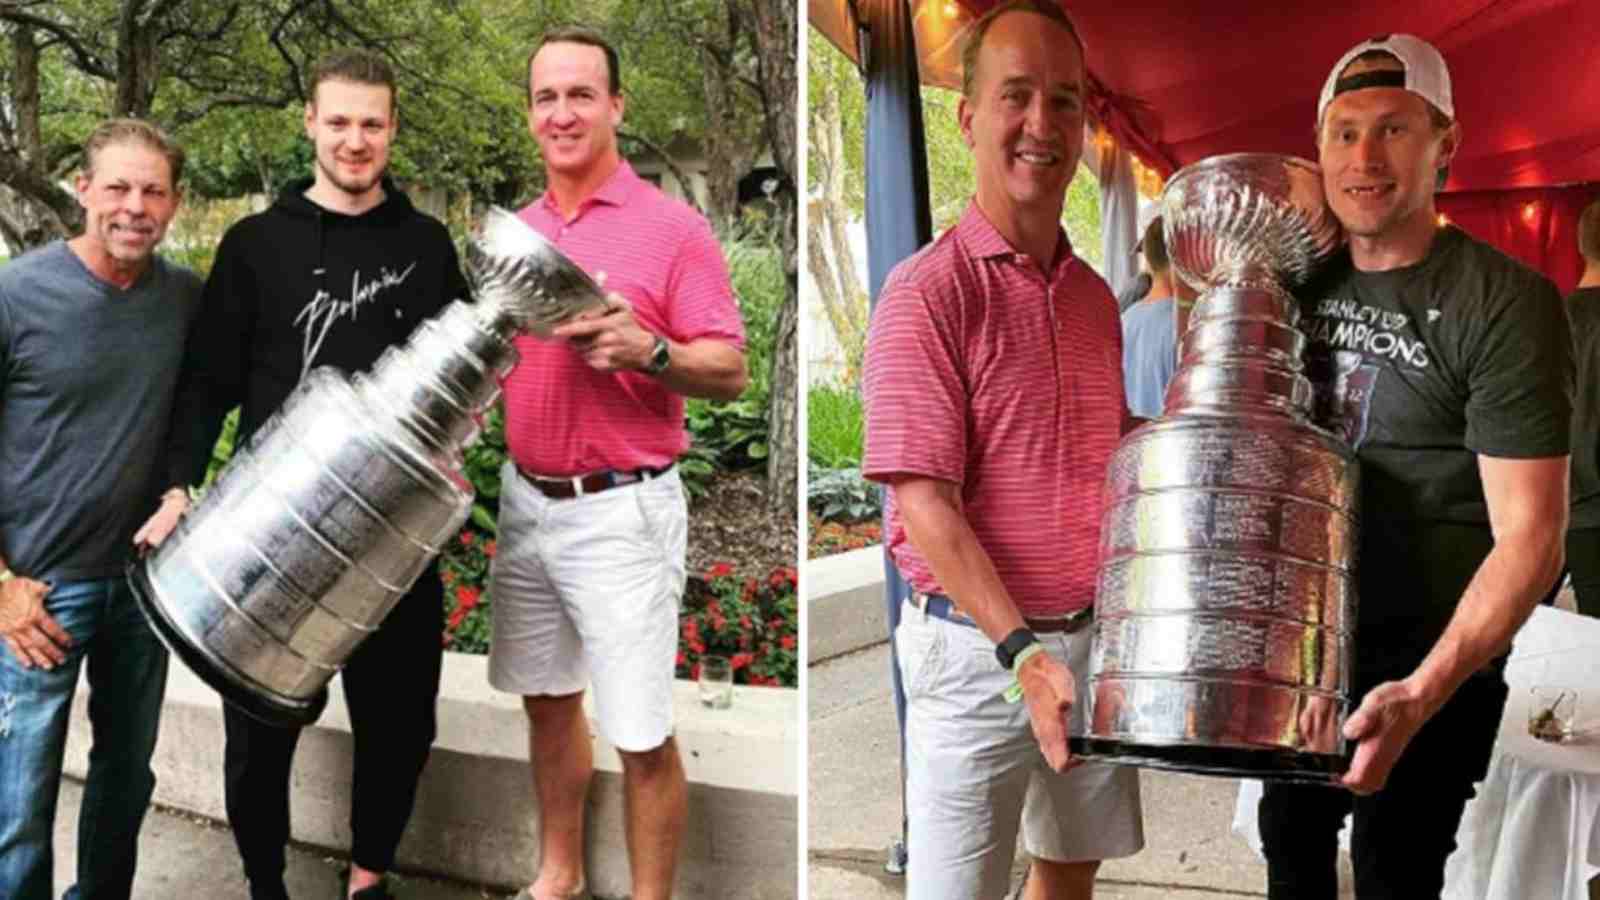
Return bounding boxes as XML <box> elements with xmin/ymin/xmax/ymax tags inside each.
<box><xmin>1464</xmin><ymin>271</ymin><xmax>1573</xmax><ymax>458</ymax></box>
<box><xmin>663</xmin><ymin>215</ymin><xmax>746</xmax><ymax>349</ymax></box>
<box><xmin>861</xmin><ymin>274</ymin><xmax>969</xmax><ymax>486</ymax></box>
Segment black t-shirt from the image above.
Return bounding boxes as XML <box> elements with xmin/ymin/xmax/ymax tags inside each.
<box><xmin>1295</xmin><ymin>227</ymin><xmax>1572</xmax><ymax>673</ymax></box>
<box><xmin>1569</xmin><ymin>286</ymin><xmax>1600</xmax><ymax>528</ymax></box>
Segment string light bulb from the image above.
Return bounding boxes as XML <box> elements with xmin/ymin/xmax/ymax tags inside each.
<box><xmin>942</xmin><ymin>0</ymin><xmax>959</xmax><ymax>19</ymax></box>
<box><xmin>1522</xmin><ymin>202</ymin><xmax>1538</xmax><ymax>223</ymax></box>
<box><xmin>1436</xmin><ymin>213</ymin><xmax>1450</xmax><ymax>227</ymax></box>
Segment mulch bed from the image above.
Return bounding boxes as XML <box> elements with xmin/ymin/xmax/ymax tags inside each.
<box><xmin>806</xmin><ymin>512</ymin><xmax>882</xmax><ymax>559</ymax></box>
<box><xmin>687</xmin><ymin>469</ymin><xmax>799</xmax><ymax>579</ymax></box>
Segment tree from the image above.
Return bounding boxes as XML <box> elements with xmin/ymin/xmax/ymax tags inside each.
<box><xmin>743</xmin><ymin>0</ymin><xmax>796</xmax><ymax>514</ymax></box>
<box><xmin>0</xmin><ymin>0</ymin><xmax>633</xmax><ymax>253</ymax></box>
<box><xmin>805</xmin><ymin>30</ymin><xmax>868</xmax><ymax>383</ymax></box>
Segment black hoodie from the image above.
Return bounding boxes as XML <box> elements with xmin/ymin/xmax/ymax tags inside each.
<box><xmin>165</xmin><ymin>177</ymin><xmax>470</xmax><ymax>489</ymax></box>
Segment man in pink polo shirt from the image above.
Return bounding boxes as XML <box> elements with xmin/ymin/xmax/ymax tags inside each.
<box><xmin>487</xmin><ymin>25</ymin><xmax>747</xmax><ymax>900</ymax></box>
<box><xmin>861</xmin><ymin>3</ymin><xmax>1144</xmax><ymax>899</ymax></box>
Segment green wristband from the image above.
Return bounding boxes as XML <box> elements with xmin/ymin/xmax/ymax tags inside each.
<box><xmin>1002</xmin><ymin>642</ymin><xmax>1048</xmax><ymax>704</ymax></box>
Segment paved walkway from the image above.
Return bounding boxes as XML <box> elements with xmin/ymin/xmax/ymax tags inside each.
<box><xmin>807</xmin><ymin>640</ymin><xmax>1356</xmax><ymax>899</ymax></box>
<box><xmin>52</xmin><ymin>778</ymin><xmax>513</xmax><ymax>899</ymax></box>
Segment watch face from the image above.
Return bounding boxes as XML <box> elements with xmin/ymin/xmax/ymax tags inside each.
<box><xmin>649</xmin><ymin>337</ymin><xmax>670</xmax><ymax>373</ymax></box>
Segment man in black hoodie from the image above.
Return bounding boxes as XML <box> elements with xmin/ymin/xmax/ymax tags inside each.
<box><xmin>136</xmin><ymin>50</ymin><xmax>469</xmax><ymax>900</ymax></box>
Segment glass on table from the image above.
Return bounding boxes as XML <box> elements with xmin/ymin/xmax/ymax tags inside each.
<box><xmin>1528</xmin><ymin>685</ymin><xmax>1577</xmax><ymax>743</ymax></box>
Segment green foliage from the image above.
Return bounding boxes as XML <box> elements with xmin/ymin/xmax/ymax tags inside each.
<box><xmin>806</xmin><ymin>464</ymin><xmax>881</xmax><ymax>523</ymax></box>
<box><xmin>680</xmin><ymin>223</ymin><xmax>786</xmax><ymax>491</ymax></box>
<box><xmin>202</xmin><ymin>408</ymin><xmax>240</xmax><ymax>490</ymax></box>
<box><xmin>806</xmin><ymin>381</ymin><xmax>863</xmax><ymax>469</ymax></box>
<box><xmin>462</xmin><ymin>404</ymin><xmax>508</xmax><ymax>535</ymax></box>
<box><xmin>805</xmin><ymin>30</ymin><xmax>864</xmax><ymax>210</ymax></box>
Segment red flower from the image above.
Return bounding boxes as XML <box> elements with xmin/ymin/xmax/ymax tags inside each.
<box><xmin>740</xmin><ymin>615</ymin><xmax>752</xmax><ymax>631</ymax></box>
<box><xmin>455</xmin><ymin>585</ymin><xmax>481</xmax><ymax>610</ymax></box>
<box><xmin>707</xmin><ymin>562</ymin><xmax>734</xmax><ymax>579</ymax></box>
<box><xmin>447</xmin><ymin>606</ymin><xmax>467</xmax><ymax>629</ymax></box>
<box><xmin>675</xmin><ymin>651</ymin><xmax>686</xmax><ymax>667</ymax></box>
<box><xmin>689</xmin><ymin>639</ymin><xmax>705</xmax><ymax>654</ymax></box>
<box><xmin>690</xmin><ymin>663</ymin><xmax>701</xmax><ymax>681</ymax></box>
<box><xmin>707</xmin><ymin>599</ymin><xmax>723</xmax><ymax>618</ymax></box>
<box><xmin>682</xmin><ymin>619</ymin><xmax>700</xmax><ymax>642</ymax></box>
<box><xmin>460</xmin><ymin>531</ymin><xmax>475</xmax><ymax>547</ymax></box>
<box><xmin>781</xmin><ymin>635</ymin><xmax>796</xmax><ymax>651</ymax></box>
<box><xmin>484</xmin><ymin>540</ymin><xmax>497</xmax><ymax>558</ymax></box>
<box><xmin>709</xmin><ymin>612</ymin><xmax>727</xmax><ymax>632</ymax></box>
<box><xmin>730</xmin><ymin>652</ymin><xmax>754</xmax><ymax>671</ymax></box>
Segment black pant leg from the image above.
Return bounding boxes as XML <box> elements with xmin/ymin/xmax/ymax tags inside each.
<box><xmin>222</xmin><ymin>701</ymin><xmax>303</xmax><ymax>894</ymax></box>
<box><xmin>1259</xmin><ymin>779</ymin><xmax>1354</xmax><ymax>900</ymax></box>
<box><xmin>1566</xmin><ymin>527</ymin><xmax>1600</xmax><ymax>617</ymax></box>
<box><xmin>1347</xmin><ymin>672</ymin><xmax>1507</xmax><ymax>899</ymax></box>
<box><xmin>340</xmin><ymin>568</ymin><xmax>444</xmax><ymax>872</ymax></box>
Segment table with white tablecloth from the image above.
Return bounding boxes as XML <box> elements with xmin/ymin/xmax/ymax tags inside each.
<box><xmin>1230</xmin><ymin>605</ymin><xmax>1600</xmax><ymax>899</ymax></box>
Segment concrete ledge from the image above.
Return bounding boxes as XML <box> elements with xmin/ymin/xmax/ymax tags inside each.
<box><xmin>64</xmin><ymin>652</ymin><xmax>797</xmax><ymax>899</ymax></box>
<box><xmin>805</xmin><ymin>545</ymin><xmax>889</xmax><ymax>663</ymax></box>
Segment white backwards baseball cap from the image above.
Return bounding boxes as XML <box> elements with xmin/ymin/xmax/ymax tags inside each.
<box><xmin>1317</xmin><ymin>34</ymin><xmax>1453</xmax><ymax>126</ymax></box>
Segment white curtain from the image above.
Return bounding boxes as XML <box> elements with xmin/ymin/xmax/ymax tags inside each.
<box><xmin>1083</xmin><ymin>126</ymin><xmax>1139</xmax><ymax>296</ymax></box>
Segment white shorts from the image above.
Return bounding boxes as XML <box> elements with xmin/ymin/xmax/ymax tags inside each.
<box><xmin>487</xmin><ymin>462</ymin><xmax>687</xmax><ymax>752</ymax></box>
<box><xmin>896</xmin><ymin>601</ymin><xmax>1144</xmax><ymax>900</ymax></box>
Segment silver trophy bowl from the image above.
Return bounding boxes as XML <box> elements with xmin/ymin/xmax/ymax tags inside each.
<box><xmin>1073</xmin><ymin>154</ymin><xmax>1359</xmax><ymax>782</ymax></box>
<box><xmin>129</xmin><ymin>208</ymin><xmax>607</xmax><ymax>726</ymax></box>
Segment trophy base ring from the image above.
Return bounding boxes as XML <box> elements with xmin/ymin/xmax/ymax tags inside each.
<box><xmin>127</xmin><ymin>562</ymin><xmax>328</xmax><ymax>728</ymax></box>
<box><xmin>1067</xmin><ymin>736</ymin><xmax>1348</xmax><ymax>784</ymax></box>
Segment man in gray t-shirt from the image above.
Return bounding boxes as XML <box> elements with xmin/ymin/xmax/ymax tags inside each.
<box><xmin>0</xmin><ymin>119</ymin><xmax>199</xmax><ymax>900</ymax></box>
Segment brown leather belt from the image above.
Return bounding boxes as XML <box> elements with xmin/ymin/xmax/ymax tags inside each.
<box><xmin>516</xmin><ymin>464</ymin><xmax>672</xmax><ymax>500</ymax></box>
<box><xmin>909</xmin><ymin>591</ymin><xmax>1094</xmax><ymax>634</ymax></box>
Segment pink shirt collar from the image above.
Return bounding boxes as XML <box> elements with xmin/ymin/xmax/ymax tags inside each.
<box><xmin>539</xmin><ymin>159</ymin><xmax>643</xmax><ymax>219</ymax></box>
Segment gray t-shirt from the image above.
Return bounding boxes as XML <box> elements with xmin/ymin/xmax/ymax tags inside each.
<box><xmin>0</xmin><ymin>241</ymin><xmax>200</xmax><ymax>581</ymax></box>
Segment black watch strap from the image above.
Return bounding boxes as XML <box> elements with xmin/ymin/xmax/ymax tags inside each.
<box><xmin>644</xmin><ymin>335</ymin><xmax>671</xmax><ymax>375</ymax></box>
<box><xmin>995</xmin><ymin>627</ymin><xmax>1040</xmax><ymax>670</ymax></box>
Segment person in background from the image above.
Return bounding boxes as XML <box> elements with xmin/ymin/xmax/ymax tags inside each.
<box><xmin>1565</xmin><ymin>198</ymin><xmax>1600</xmax><ymax>616</ymax></box>
<box><xmin>1119</xmin><ymin>215</ymin><xmax>1180</xmax><ymax>419</ymax></box>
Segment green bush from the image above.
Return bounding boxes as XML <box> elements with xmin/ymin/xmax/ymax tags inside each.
<box><xmin>807</xmin><ymin>463</ymin><xmax>881</xmax><ymax>523</ymax></box>
<box><xmin>806</xmin><ymin>381</ymin><xmax>864</xmax><ymax>469</ymax></box>
<box><xmin>680</xmin><ymin>224</ymin><xmax>787</xmax><ymax>497</ymax></box>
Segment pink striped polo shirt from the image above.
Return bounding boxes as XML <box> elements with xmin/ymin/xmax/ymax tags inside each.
<box><xmin>862</xmin><ymin>201</ymin><xmax>1128</xmax><ymax>618</ymax></box>
<box><xmin>505</xmin><ymin>161</ymin><xmax>745</xmax><ymax>476</ymax></box>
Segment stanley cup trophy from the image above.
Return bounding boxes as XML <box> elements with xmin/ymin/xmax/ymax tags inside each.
<box><xmin>128</xmin><ymin>209</ymin><xmax>608</xmax><ymax>727</ymax></box>
<box><xmin>1072</xmin><ymin>154</ymin><xmax>1359</xmax><ymax>781</ymax></box>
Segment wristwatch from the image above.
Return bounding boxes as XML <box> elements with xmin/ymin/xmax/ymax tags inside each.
<box><xmin>995</xmin><ymin>627</ymin><xmax>1041</xmax><ymax>670</ymax></box>
<box><xmin>643</xmin><ymin>335</ymin><xmax>671</xmax><ymax>375</ymax></box>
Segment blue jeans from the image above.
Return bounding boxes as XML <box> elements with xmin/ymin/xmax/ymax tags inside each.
<box><xmin>0</xmin><ymin>576</ymin><xmax>168</xmax><ymax>900</ymax></box>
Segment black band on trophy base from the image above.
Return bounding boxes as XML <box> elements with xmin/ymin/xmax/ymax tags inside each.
<box><xmin>1068</xmin><ymin>736</ymin><xmax>1348</xmax><ymax>784</ymax></box>
<box><xmin>127</xmin><ymin>561</ymin><xmax>328</xmax><ymax>728</ymax></box>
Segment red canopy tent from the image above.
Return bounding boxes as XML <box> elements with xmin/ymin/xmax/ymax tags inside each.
<box><xmin>810</xmin><ymin>0</ymin><xmax>1600</xmax><ymax>293</ymax></box>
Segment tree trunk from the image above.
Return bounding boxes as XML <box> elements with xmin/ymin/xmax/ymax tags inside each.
<box><xmin>2</xmin><ymin>24</ymin><xmax>75</xmax><ymax>247</ymax></box>
<box><xmin>745</xmin><ymin>0</ymin><xmax>798</xmax><ymax>514</ymax></box>
<box><xmin>805</xmin><ymin>56</ymin><xmax>868</xmax><ymax>381</ymax></box>
<box><xmin>113</xmin><ymin>1</ymin><xmax>161</xmax><ymax>117</ymax></box>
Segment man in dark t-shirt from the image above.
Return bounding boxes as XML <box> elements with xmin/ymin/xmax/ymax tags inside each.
<box><xmin>1257</xmin><ymin>35</ymin><xmax>1573</xmax><ymax>900</ymax></box>
<box><xmin>1567</xmin><ymin>200</ymin><xmax>1600</xmax><ymax>616</ymax></box>
<box><xmin>0</xmin><ymin>119</ymin><xmax>200</xmax><ymax>900</ymax></box>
